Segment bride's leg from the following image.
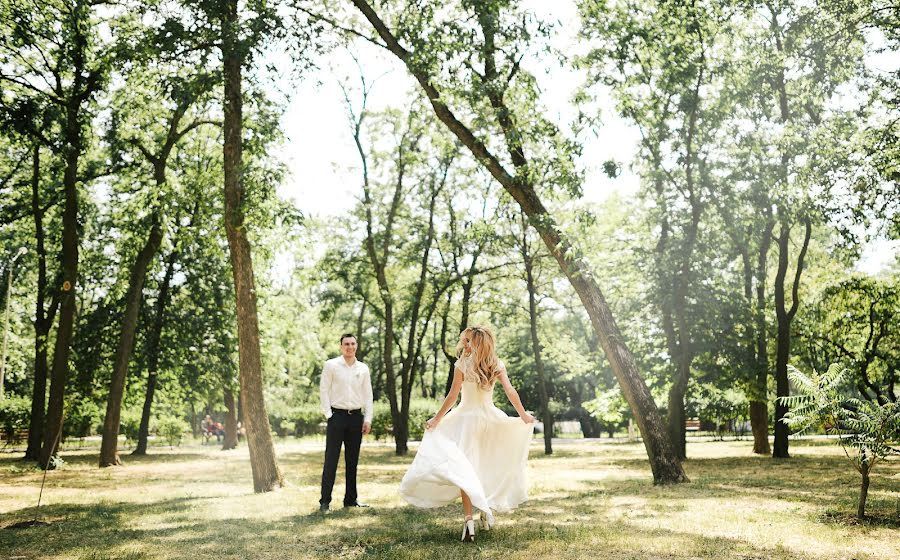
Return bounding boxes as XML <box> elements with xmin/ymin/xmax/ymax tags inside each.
<box><xmin>460</xmin><ymin>489</ymin><xmax>473</xmax><ymax>519</ymax></box>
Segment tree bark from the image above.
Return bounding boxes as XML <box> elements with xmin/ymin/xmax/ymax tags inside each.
<box><xmin>221</xmin><ymin>0</ymin><xmax>283</xmax><ymax>491</ymax></box>
<box><xmin>772</xmin><ymin>217</ymin><xmax>812</xmax><ymax>458</ymax></box>
<box><xmin>40</xmin><ymin>101</ymin><xmax>82</xmax><ymax>469</ymax></box>
<box><xmin>25</xmin><ymin>144</ymin><xmax>57</xmax><ymax>461</ymax></box>
<box><xmin>521</xmin><ymin>215</ymin><xmax>552</xmax><ymax>455</ymax></box>
<box><xmin>349</xmin><ymin>0</ymin><xmax>687</xmax><ymax>483</ymax></box>
<box><xmin>222</xmin><ymin>386</ymin><xmax>238</xmax><ymax>450</ymax></box>
<box><xmin>133</xmin><ymin>249</ymin><xmax>178</xmax><ymax>455</ymax></box>
<box><xmin>100</xmin><ymin>218</ymin><xmax>164</xmax><ymax>467</ymax></box>
<box><xmin>750</xmin><ymin>211</ymin><xmax>775</xmax><ymax>454</ymax></box>
<box><xmin>857</xmin><ymin>466</ymin><xmax>870</xmax><ymax>519</ymax></box>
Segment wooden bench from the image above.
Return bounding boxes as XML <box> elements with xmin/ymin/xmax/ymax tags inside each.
<box><xmin>685</xmin><ymin>418</ymin><xmax>701</xmax><ymax>432</ymax></box>
<box><xmin>0</xmin><ymin>429</ymin><xmax>29</xmax><ymax>446</ymax></box>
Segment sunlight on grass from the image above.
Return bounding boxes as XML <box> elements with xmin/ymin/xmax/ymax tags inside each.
<box><xmin>1</xmin><ymin>438</ymin><xmax>898</xmax><ymax>559</ymax></box>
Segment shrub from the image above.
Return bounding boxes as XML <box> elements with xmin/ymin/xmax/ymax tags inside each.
<box><xmin>157</xmin><ymin>416</ymin><xmax>188</xmax><ymax>447</ymax></box>
<box><xmin>781</xmin><ymin>364</ymin><xmax>900</xmax><ymax>519</ymax></box>
<box><xmin>0</xmin><ymin>395</ymin><xmax>30</xmax><ymax>441</ymax></box>
<box><xmin>291</xmin><ymin>405</ymin><xmax>326</xmax><ymax>437</ymax></box>
<box><xmin>63</xmin><ymin>398</ymin><xmax>103</xmax><ymax>439</ymax></box>
<box><xmin>370</xmin><ymin>398</ymin><xmax>442</xmax><ymax>442</ymax></box>
<box><xmin>119</xmin><ymin>409</ymin><xmax>143</xmax><ymax>444</ymax></box>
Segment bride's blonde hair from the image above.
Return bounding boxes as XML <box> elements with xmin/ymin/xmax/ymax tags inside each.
<box><xmin>456</xmin><ymin>325</ymin><xmax>502</xmax><ymax>389</ymax></box>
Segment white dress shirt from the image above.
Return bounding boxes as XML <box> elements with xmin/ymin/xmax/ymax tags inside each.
<box><xmin>320</xmin><ymin>356</ymin><xmax>374</xmax><ymax>423</ymax></box>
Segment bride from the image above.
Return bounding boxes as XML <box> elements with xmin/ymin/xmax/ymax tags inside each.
<box><xmin>400</xmin><ymin>325</ymin><xmax>535</xmax><ymax>542</ymax></box>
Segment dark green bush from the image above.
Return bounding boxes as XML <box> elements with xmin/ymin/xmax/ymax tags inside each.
<box><xmin>0</xmin><ymin>395</ymin><xmax>30</xmax><ymax>441</ymax></box>
<box><xmin>291</xmin><ymin>405</ymin><xmax>326</xmax><ymax>436</ymax></box>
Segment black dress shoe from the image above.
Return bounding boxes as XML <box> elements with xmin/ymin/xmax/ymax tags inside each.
<box><xmin>343</xmin><ymin>501</ymin><xmax>369</xmax><ymax>508</ymax></box>
<box><xmin>319</xmin><ymin>504</ymin><xmax>330</xmax><ymax>513</ymax></box>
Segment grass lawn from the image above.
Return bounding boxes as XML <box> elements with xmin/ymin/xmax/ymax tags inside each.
<box><xmin>1</xmin><ymin>437</ymin><xmax>899</xmax><ymax>559</ymax></box>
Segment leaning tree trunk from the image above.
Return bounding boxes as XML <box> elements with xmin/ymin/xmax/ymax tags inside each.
<box><xmin>349</xmin><ymin>0</ymin><xmax>686</xmax><ymax>483</ymax></box>
<box><xmin>221</xmin><ymin>0</ymin><xmax>283</xmax><ymax>491</ymax></box>
<box><xmin>222</xmin><ymin>386</ymin><xmax>238</xmax><ymax>450</ymax></box>
<box><xmin>100</xmin><ymin>219</ymin><xmax>163</xmax><ymax>467</ymax></box>
<box><xmin>26</xmin><ymin>144</ymin><xmax>56</xmax><ymax>461</ymax></box>
<box><xmin>133</xmin><ymin>249</ymin><xmax>177</xmax><ymax>456</ymax></box>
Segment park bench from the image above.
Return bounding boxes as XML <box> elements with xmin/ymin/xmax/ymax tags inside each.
<box><xmin>685</xmin><ymin>418</ymin><xmax>701</xmax><ymax>432</ymax></box>
<box><xmin>0</xmin><ymin>429</ymin><xmax>29</xmax><ymax>448</ymax></box>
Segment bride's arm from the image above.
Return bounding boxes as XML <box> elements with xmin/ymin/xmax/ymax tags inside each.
<box><xmin>499</xmin><ymin>367</ymin><xmax>535</xmax><ymax>424</ymax></box>
<box><xmin>425</xmin><ymin>367</ymin><xmax>464</xmax><ymax>430</ymax></box>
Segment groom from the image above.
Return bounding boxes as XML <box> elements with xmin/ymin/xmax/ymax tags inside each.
<box><xmin>319</xmin><ymin>333</ymin><xmax>373</xmax><ymax>512</ymax></box>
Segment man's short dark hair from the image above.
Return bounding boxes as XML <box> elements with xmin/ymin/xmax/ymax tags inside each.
<box><xmin>340</xmin><ymin>333</ymin><xmax>357</xmax><ymax>344</ymax></box>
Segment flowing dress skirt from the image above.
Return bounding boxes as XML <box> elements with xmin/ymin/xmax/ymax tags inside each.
<box><xmin>399</xmin><ymin>390</ymin><xmax>532</xmax><ymax>524</ymax></box>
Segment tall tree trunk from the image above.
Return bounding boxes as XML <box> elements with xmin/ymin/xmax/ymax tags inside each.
<box><xmin>750</xmin><ymin>212</ymin><xmax>774</xmax><ymax>455</ymax></box>
<box><xmin>350</xmin><ymin>0</ymin><xmax>687</xmax><ymax>483</ymax></box>
<box><xmin>100</xmin><ymin>219</ymin><xmax>164</xmax><ymax>467</ymax></box>
<box><xmin>222</xmin><ymin>386</ymin><xmax>238</xmax><ymax>450</ymax></box>
<box><xmin>444</xmin><ymin>276</ymin><xmax>475</xmax><ymax>395</ymax></box>
<box><xmin>133</xmin><ymin>249</ymin><xmax>178</xmax><ymax>456</ymax></box>
<box><xmin>772</xmin><ymin>217</ymin><xmax>812</xmax><ymax>459</ymax></box>
<box><xmin>40</xmin><ymin>99</ymin><xmax>83</xmax><ymax>469</ymax></box>
<box><xmin>25</xmin><ymin>144</ymin><xmax>56</xmax><ymax>461</ymax></box>
<box><xmin>221</xmin><ymin>0</ymin><xmax>283</xmax><ymax>491</ymax></box>
<box><xmin>522</xmin><ymin>218</ymin><xmax>552</xmax><ymax>455</ymax></box>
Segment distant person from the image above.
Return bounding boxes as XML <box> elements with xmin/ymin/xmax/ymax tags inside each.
<box><xmin>201</xmin><ymin>414</ymin><xmax>214</xmax><ymax>444</ymax></box>
<box><xmin>318</xmin><ymin>333</ymin><xmax>373</xmax><ymax>513</ymax></box>
<box><xmin>400</xmin><ymin>325</ymin><xmax>534</xmax><ymax>543</ymax></box>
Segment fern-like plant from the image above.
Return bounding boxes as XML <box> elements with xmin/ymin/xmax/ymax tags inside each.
<box><xmin>780</xmin><ymin>364</ymin><xmax>900</xmax><ymax>519</ymax></box>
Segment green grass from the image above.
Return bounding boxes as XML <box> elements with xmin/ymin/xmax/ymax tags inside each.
<box><xmin>1</xmin><ymin>438</ymin><xmax>898</xmax><ymax>559</ymax></box>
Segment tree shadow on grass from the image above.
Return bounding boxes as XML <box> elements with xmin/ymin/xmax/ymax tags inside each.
<box><xmin>1</xmin><ymin>494</ymin><xmax>855</xmax><ymax>560</ymax></box>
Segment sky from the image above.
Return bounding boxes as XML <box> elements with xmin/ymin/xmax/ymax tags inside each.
<box><xmin>265</xmin><ymin>2</ymin><xmax>898</xmax><ymax>276</ymax></box>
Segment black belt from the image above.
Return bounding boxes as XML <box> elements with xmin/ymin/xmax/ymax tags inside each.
<box><xmin>331</xmin><ymin>407</ymin><xmax>362</xmax><ymax>415</ymax></box>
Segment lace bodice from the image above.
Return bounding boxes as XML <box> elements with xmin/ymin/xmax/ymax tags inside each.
<box><xmin>455</xmin><ymin>356</ymin><xmax>501</xmax><ymax>408</ymax></box>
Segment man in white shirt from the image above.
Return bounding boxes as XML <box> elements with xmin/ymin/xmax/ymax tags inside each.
<box><xmin>319</xmin><ymin>333</ymin><xmax>373</xmax><ymax>512</ymax></box>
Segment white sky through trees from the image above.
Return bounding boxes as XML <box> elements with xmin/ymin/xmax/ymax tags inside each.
<box><xmin>266</xmin><ymin>1</ymin><xmax>898</xmax><ymax>276</ymax></box>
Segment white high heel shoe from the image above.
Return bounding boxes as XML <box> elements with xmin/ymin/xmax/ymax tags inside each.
<box><xmin>479</xmin><ymin>511</ymin><xmax>494</xmax><ymax>531</ymax></box>
<box><xmin>461</xmin><ymin>517</ymin><xmax>475</xmax><ymax>542</ymax></box>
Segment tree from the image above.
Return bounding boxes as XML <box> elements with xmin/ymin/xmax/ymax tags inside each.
<box><xmin>98</xmin><ymin>65</ymin><xmax>217</xmax><ymax>467</ymax></box>
<box><xmin>782</xmin><ymin>363</ymin><xmax>900</xmax><ymax>519</ymax></box>
<box><xmin>0</xmin><ymin>0</ymin><xmax>122</xmax><ymax>467</ymax></box>
<box><xmin>797</xmin><ymin>276</ymin><xmax>900</xmax><ymax>403</ymax></box>
<box><xmin>580</xmin><ymin>0</ymin><xmax>728</xmax><ymax>460</ymax></box>
<box><xmin>515</xmin><ymin>210</ymin><xmax>553</xmax><ymax>454</ymax></box>
<box><xmin>342</xmin><ymin>0</ymin><xmax>686</xmax><ymax>483</ymax></box>
<box><xmin>219</xmin><ymin>0</ymin><xmax>283</xmax><ymax>490</ymax></box>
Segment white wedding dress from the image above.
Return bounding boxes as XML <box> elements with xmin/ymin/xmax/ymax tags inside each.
<box><xmin>399</xmin><ymin>357</ymin><xmax>533</xmax><ymax>524</ymax></box>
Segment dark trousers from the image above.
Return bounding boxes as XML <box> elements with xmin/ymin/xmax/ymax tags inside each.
<box><xmin>320</xmin><ymin>410</ymin><xmax>363</xmax><ymax>506</ymax></box>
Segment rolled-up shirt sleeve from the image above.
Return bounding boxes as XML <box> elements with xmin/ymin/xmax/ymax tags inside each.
<box><xmin>362</xmin><ymin>365</ymin><xmax>374</xmax><ymax>424</ymax></box>
<box><xmin>320</xmin><ymin>362</ymin><xmax>333</xmax><ymax>419</ymax></box>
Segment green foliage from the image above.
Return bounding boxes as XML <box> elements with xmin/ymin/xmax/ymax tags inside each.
<box><xmin>157</xmin><ymin>416</ymin><xmax>188</xmax><ymax>447</ymax></box>
<box><xmin>781</xmin><ymin>363</ymin><xmax>900</xmax><ymax>517</ymax></box>
<box><xmin>796</xmin><ymin>276</ymin><xmax>900</xmax><ymax>403</ymax></box>
<box><xmin>0</xmin><ymin>395</ymin><xmax>30</xmax><ymax>440</ymax></box>
<box><xmin>370</xmin><ymin>399</ymin><xmax>442</xmax><ymax>442</ymax></box>
<box><xmin>584</xmin><ymin>388</ymin><xmax>627</xmax><ymax>434</ymax></box>
<box><xmin>119</xmin><ymin>409</ymin><xmax>143</xmax><ymax>444</ymax></box>
<box><xmin>63</xmin><ymin>399</ymin><xmax>103</xmax><ymax>439</ymax></box>
<box><xmin>782</xmin><ymin>364</ymin><xmax>900</xmax><ymax>463</ymax></box>
<box><xmin>289</xmin><ymin>405</ymin><xmax>326</xmax><ymax>437</ymax></box>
